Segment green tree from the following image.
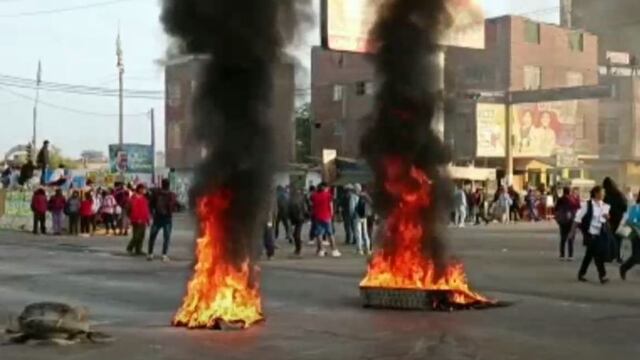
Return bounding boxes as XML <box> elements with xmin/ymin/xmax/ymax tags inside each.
<box><xmin>295</xmin><ymin>102</ymin><xmax>312</xmax><ymax>163</ymax></box>
<box><xmin>48</xmin><ymin>146</ymin><xmax>80</xmax><ymax>169</ymax></box>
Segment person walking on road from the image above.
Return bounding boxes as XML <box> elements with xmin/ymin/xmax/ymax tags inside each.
<box><xmin>147</xmin><ymin>179</ymin><xmax>177</xmax><ymax>261</ymax></box>
<box><xmin>496</xmin><ymin>187</ymin><xmax>512</xmax><ymax>224</ymax></box>
<box><xmin>288</xmin><ymin>187</ymin><xmax>306</xmax><ymax>256</ymax></box>
<box><xmin>603</xmin><ymin>177</ymin><xmax>627</xmax><ymax>263</ymax></box>
<box><xmin>571</xmin><ymin>186</ymin><xmax>610</xmax><ymax>284</ymax></box>
<box><xmin>114</xmin><ymin>182</ymin><xmax>131</xmax><ymax>236</ymax></box>
<box><xmin>48</xmin><ymin>189</ymin><xmax>66</xmax><ymax>235</ymax></box>
<box><xmin>555</xmin><ymin>187</ymin><xmax>577</xmax><ymax>261</ymax></box>
<box><xmin>274</xmin><ymin>185</ymin><xmax>291</xmax><ymax>243</ymax></box>
<box><xmin>620</xmin><ymin>191</ymin><xmax>640</xmax><ymax>280</ymax></box>
<box><xmin>311</xmin><ymin>183</ymin><xmax>341</xmax><ymax>257</ymax></box>
<box><xmin>127</xmin><ymin>184</ymin><xmax>150</xmax><ymax>256</ymax></box>
<box><xmin>31</xmin><ymin>188</ymin><xmax>48</xmax><ymax>235</ymax></box>
<box><xmin>66</xmin><ymin>191</ymin><xmax>81</xmax><ymax>236</ymax></box>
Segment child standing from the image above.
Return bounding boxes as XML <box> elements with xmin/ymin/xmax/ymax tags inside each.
<box><xmin>80</xmin><ymin>193</ymin><xmax>93</xmax><ymax>237</ymax></box>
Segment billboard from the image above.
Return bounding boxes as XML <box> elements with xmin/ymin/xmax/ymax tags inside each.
<box><xmin>476</xmin><ymin>103</ymin><xmax>506</xmax><ymax>157</ymax></box>
<box><xmin>511</xmin><ymin>101</ymin><xmax>579</xmax><ymax>158</ymax></box>
<box><xmin>321</xmin><ymin>0</ymin><xmax>485</xmax><ymax>53</ymax></box>
<box><xmin>108</xmin><ymin>144</ymin><xmax>154</xmax><ymax>174</ymax></box>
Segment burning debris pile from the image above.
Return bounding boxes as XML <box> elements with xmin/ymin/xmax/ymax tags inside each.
<box><xmin>359</xmin><ymin>0</ymin><xmax>495</xmax><ymax>310</ymax></box>
<box><xmin>160</xmin><ymin>0</ymin><xmax>305</xmax><ymax>329</ymax></box>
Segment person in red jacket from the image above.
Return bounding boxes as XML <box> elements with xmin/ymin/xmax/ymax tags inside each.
<box><xmin>48</xmin><ymin>188</ymin><xmax>66</xmax><ymax>235</ymax></box>
<box><xmin>126</xmin><ymin>184</ymin><xmax>150</xmax><ymax>255</ymax></box>
<box><xmin>31</xmin><ymin>188</ymin><xmax>48</xmax><ymax>235</ymax></box>
<box><xmin>79</xmin><ymin>192</ymin><xmax>94</xmax><ymax>237</ymax></box>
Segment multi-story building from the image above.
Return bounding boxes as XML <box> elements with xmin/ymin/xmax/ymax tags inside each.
<box><xmin>592</xmin><ymin>58</ymin><xmax>640</xmax><ymax>186</ymax></box>
<box><xmin>310</xmin><ymin>46</ymin><xmax>376</xmax><ymax>158</ymax></box>
<box><xmin>564</xmin><ymin>0</ymin><xmax>640</xmax><ymax>61</ymax></box>
<box><xmin>445</xmin><ymin>15</ymin><xmax>600</xmax><ymax>187</ymax></box>
<box><xmin>165</xmin><ymin>55</ymin><xmax>296</xmax><ymax>170</ymax></box>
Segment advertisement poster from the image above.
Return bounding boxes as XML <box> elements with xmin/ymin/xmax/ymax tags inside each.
<box><xmin>476</xmin><ymin>103</ymin><xmax>506</xmax><ymax>157</ymax></box>
<box><xmin>322</xmin><ymin>0</ymin><xmax>485</xmax><ymax>53</ymax></box>
<box><xmin>511</xmin><ymin>101</ymin><xmax>578</xmax><ymax>158</ymax></box>
<box><xmin>108</xmin><ymin>144</ymin><xmax>154</xmax><ymax>174</ymax></box>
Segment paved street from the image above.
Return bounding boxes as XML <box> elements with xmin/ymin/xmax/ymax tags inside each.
<box><xmin>1</xmin><ymin>218</ymin><xmax>639</xmax><ymax>359</ymax></box>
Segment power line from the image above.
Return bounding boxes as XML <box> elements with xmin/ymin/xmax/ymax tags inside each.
<box><xmin>0</xmin><ymin>73</ymin><xmax>164</xmax><ymax>99</ymax></box>
<box><xmin>0</xmin><ymin>86</ymin><xmax>149</xmax><ymax>118</ymax></box>
<box><xmin>0</xmin><ymin>0</ymin><xmax>136</xmax><ymax>18</ymax></box>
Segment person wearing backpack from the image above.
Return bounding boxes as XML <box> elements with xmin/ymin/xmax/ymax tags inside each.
<box><xmin>354</xmin><ymin>183</ymin><xmax>371</xmax><ymax>256</ymax></box>
<box><xmin>147</xmin><ymin>179</ymin><xmax>177</xmax><ymax>261</ymax></box>
<box><xmin>555</xmin><ymin>187</ymin><xmax>576</xmax><ymax>261</ymax></box>
<box><xmin>66</xmin><ymin>191</ymin><xmax>81</xmax><ymax>235</ymax></box>
<box><xmin>570</xmin><ymin>186</ymin><xmax>610</xmax><ymax>284</ymax></box>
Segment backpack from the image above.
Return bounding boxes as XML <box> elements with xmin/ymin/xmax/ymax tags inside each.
<box><xmin>356</xmin><ymin>196</ymin><xmax>367</xmax><ymax>218</ymax></box>
<box><xmin>579</xmin><ymin>200</ymin><xmax>593</xmax><ymax>237</ymax></box>
<box><xmin>154</xmin><ymin>191</ymin><xmax>174</xmax><ymax>217</ymax></box>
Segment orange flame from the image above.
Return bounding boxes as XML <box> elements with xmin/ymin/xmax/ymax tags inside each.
<box><xmin>360</xmin><ymin>157</ymin><xmax>491</xmax><ymax>306</ymax></box>
<box><xmin>173</xmin><ymin>191</ymin><xmax>264</xmax><ymax>329</ymax></box>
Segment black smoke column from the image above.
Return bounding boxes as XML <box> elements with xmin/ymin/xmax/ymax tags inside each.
<box><xmin>361</xmin><ymin>0</ymin><xmax>451</xmax><ymax>265</ymax></box>
<box><xmin>162</xmin><ymin>0</ymin><xmax>308</xmax><ymax>329</ymax></box>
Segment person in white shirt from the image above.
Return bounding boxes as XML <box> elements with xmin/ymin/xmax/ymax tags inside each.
<box><xmin>571</xmin><ymin>186</ymin><xmax>610</xmax><ymax>284</ymax></box>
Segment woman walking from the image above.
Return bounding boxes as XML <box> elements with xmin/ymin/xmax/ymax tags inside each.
<box><xmin>572</xmin><ymin>186</ymin><xmax>610</xmax><ymax>284</ymax></box>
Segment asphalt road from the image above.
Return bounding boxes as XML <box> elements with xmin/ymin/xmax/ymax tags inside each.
<box><xmin>0</xmin><ymin>218</ymin><xmax>639</xmax><ymax>359</ymax></box>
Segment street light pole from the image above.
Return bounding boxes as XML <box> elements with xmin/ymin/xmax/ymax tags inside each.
<box><xmin>504</xmin><ymin>93</ymin><xmax>513</xmax><ymax>186</ymax></box>
<box><xmin>116</xmin><ymin>30</ymin><xmax>124</xmax><ymax>148</ymax></box>
<box><xmin>32</xmin><ymin>60</ymin><xmax>42</xmax><ymax>159</ymax></box>
<box><xmin>150</xmin><ymin>108</ymin><xmax>156</xmax><ymax>186</ymax></box>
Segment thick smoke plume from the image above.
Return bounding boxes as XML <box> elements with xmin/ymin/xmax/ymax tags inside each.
<box><xmin>160</xmin><ymin>0</ymin><xmax>307</xmax><ymax>263</ymax></box>
<box><xmin>361</xmin><ymin>0</ymin><xmax>451</xmax><ymax>265</ymax></box>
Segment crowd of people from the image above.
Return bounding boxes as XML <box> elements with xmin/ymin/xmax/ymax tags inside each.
<box><xmin>28</xmin><ymin>179</ymin><xmax>178</xmax><ymax>262</ymax></box>
<box><xmin>265</xmin><ymin>182</ymin><xmax>374</xmax><ymax>259</ymax></box>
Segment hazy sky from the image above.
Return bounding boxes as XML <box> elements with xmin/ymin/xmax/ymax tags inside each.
<box><xmin>0</xmin><ymin>0</ymin><xmax>558</xmax><ymax>159</ymax></box>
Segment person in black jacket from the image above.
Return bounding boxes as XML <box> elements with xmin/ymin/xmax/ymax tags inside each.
<box><xmin>288</xmin><ymin>187</ymin><xmax>306</xmax><ymax>256</ymax></box>
<box><xmin>603</xmin><ymin>177</ymin><xmax>627</xmax><ymax>263</ymax></box>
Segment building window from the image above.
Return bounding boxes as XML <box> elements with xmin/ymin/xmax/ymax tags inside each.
<box><xmin>575</xmin><ymin>116</ymin><xmax>586</xmax><ymax>139</ymax></box>
<box><xmin>524</xmin><ymin>21</ymin><xmax>540</xmax><ymax>44</ymax></box>
<box><xmin>524</xmin><ymin>66</ymin><xmax>542</xmax><ymax>90</ymax></box>
<box><xmin>599</xmin><ymin>118</ymin><xmax>620</xmax><ymax>145</ymax></box>
<box><xmin>464</xmin><ymin>65</ymin><xmax>493</xmax><ymax>85</ymax></box>
<box><xmin>332</xmin><ymin>85</ymin><xmax>344</xmax><ymax>102</ymax></box>
<box><xmin>566</xmin><ymin>71</ymin><xmax>584</xmax><ymax>87</ymax></box>
<box><xmin>598</xmin><ymin>122</ymin><xmax>607</xmax><ymax>145</ymax></box>
<box><xmin>356</xmin><ymin>81</ymin><xmax>375</xmax><ymax>96</ymax></box>
<box><xmin>569</xmin><ymin>32</ymin><xmax>584</xmax><ymax>52</ymax></box>
<box><xmin>334</xmin><ymin>119</ymin><xmax>345</xmax><ymax>136</ymax></box>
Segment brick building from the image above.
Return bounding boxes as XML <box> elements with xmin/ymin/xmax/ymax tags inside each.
<box><xmin>310</xmin><ymin>46</ymin><xmax>376</xmax><ymax>158</ymax></box>
<box><xmin>445</xmin><ymin>16</ymin><xmax>600</xmax><ymax>187</ymax></box>
<box><xmin>165</xmin><ymin>56</ymin><xmax>296</xmax><ymax>170</ymax></box>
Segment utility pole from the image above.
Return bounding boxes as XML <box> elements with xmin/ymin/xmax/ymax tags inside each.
<box><xmin>150</xmin><ymin>108</ymin><xmax>156</xmax><ymax>186</ymax></box>
<box><xmin>32</xmin><ymin>60</ymin><xmax>42</xmax><ymax>159</ymax></box>
<box><xmin>504</xmin><ymin>94</ymin><xmax>513</xmax><ymax>186</ymax></box>
<box><xmin>116</xmin><ymin>29</ymin><xmax>124</xmax><ymax>148</ymax></box>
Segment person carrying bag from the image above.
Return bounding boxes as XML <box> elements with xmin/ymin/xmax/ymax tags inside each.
<box><xmin>570</xmin><ymin>186</ymin><xmax>611</xmax><ymax>284</ymax></box>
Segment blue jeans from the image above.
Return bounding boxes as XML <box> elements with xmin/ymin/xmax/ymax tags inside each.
<box><xmin>148</xmin><ymin>218</ymin><xmax>173</xmax><ymax>256</ymax></box>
